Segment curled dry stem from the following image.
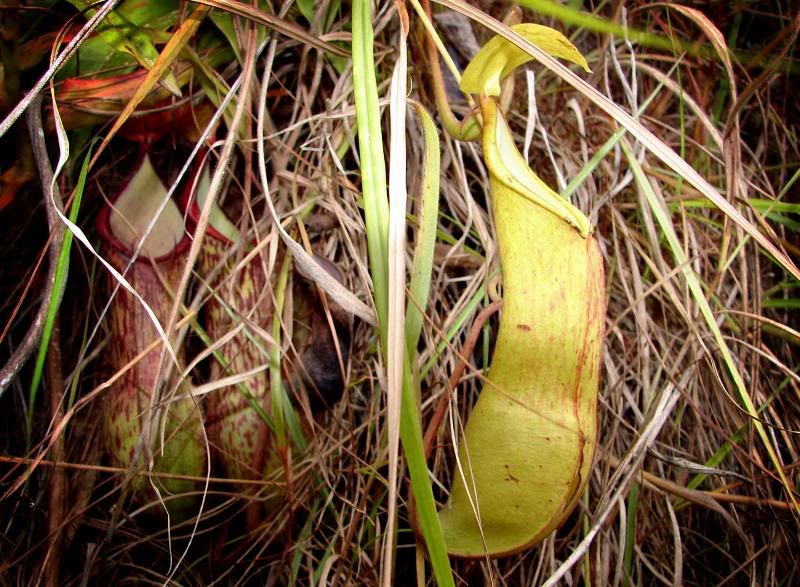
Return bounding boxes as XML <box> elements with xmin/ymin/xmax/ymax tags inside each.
<box><xmin>423</xmin><ymin>300</ymin><xmax>503</xmax><ymax>458</ymax></box>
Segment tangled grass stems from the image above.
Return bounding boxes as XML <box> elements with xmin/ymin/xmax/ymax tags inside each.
<box><xmin>0</xmin><ymin>1</ymin><xmax>798</xmax><ymax>584</ymax></box>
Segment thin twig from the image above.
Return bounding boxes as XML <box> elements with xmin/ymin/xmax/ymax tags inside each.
<box><xmin>407</xmin><ymin>300</ymin><xmax>502</xmax><ymax>542</ymax></box>
<box><xmin>44</xmin><ymin>317</ymin><xmax>66</xmax><ymax>587</ymax></box>
<box><xmin>423</xmin><ymin>300</ymin><xmax>502</xmax><ymax>458</ymax></box>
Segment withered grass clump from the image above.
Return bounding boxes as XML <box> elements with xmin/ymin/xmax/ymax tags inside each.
<box><xmin>0</xmin><ymin>1</ymin><xmax>798</xmax><ymax>585</ymax></box>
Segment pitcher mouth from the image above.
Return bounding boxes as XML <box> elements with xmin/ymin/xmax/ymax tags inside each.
<box><xmin>97</xmin><ymin>150</ymin><xmax>191</xmax><ymax>262</ymax></box>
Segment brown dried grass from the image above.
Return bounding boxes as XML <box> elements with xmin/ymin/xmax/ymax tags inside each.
<box><xmin>0</xmin><ymin>1</ymin><xmax>798</xmax><ymax>585</ymax></box>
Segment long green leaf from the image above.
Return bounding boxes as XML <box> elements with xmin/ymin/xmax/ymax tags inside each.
<box><xmin>401</xmin><ymin>355</ymin><xmax>454</xmax><ymax>586</ymax></box>
<box><xmin>406</xmin><ymin>103</ymin><xmax>441</xmax><ymax>357</ymax></box>
<box><xmin>352</xmin><ymin>0</ymin><xmax>389</xmax><ymax>331</ymax></box>
<box><xmin>27</xmin><ymin>143</ymin><xmax>93</xmax><ymax>441</ymax></box>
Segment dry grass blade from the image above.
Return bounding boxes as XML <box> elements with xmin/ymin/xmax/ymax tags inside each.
<box><xmin>383</xmin><ymin>10</ymin><xmax>409</xmax><ymax>585</ymax></box>
<box><xmin>2</xmin><ymin>0</ymin><xmax>799</xmax><ymax>584</ymax></box>
<box><xmin>256</xmin><ymin>43</ymin><xmax>376</xmax><ymax>326</ymax></box>
<box><xmin>621</xmin><ymin>137</ymin><xmax>798</xmax><ymax>512</ymax></box>
<box><xmin>189</xmin><ymin>0</ymin><xmax>349</xmax><ymax>57</ymax></box>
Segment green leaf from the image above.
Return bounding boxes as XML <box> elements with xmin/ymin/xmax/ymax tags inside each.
<box><xmin>209</xmin><ymin>0</ymin><xmax>272</xmax><ymax>64</ymax></box>
<box><xmin>297</xmin><ymin>0</ymin><xmax>315</xmax><ymax>22</ymax></box>
<box><xmin>405</xmin><ymin>104</ymin><xmax>441</xmax><ymax>356</ymax></box>
<box><xmin>460</xmin><ymin>23</ymin><xmax>590</xmax><ymax>96</ymax></box>
<box><xmin>67</xmin><ymin>0</ymin><xmax>182</xmax><ymax>95</ymax></box>
<box><xmin>209</xmin><ymin>10</ymin><xmax>242</xmax><ymax>63</ymax></box>
<box><xmin>27</xmin><ymin>142</ymin><xmax>93</xmax><ymax>441</ymax></box>
<box><xmin>116</xmin><ymin>0</ymin><xmax>179</xmax><ymax>25</ymax></box>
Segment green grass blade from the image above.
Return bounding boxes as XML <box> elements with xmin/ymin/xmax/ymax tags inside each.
<box><xmin>777</xmin><ymin>166</ymin><xmax>800</xmax><ymax>200</ymax></box>
<box><xmin>401</xmin><ymin>354</ymin><xmax>454</xmax><ymax>587</ymax></box>
<box><xmin>27</xmin><ymin>143</ymin><xmax>92</xmax><ymax>442</ymax></box>
<box><xmin>421</xmin><ymin>285</ymin><xmax>486</xmax><ymax>378</ymax></box>
<box><xmin>622</xmin><ymin>481</ymin><xmax>640</xmax><ymax>586</ymax></box>
<box><xmin>685</xmin><ymin>372</ymin><xmax>796</xmax><ymax>492</ymax></box>
<box><xmin>515</xmin><ymin>0</ymin><xmax>680</xmax><ymax>53</ymax></box>
<box><xmin>352</xmin><ymin>0</ymin><xmax>389</xmax><ymax>332</ymax></box>
<box><xmin>406</xmin><ymin>103</ymin><xmax>441</xmax><ymax>356</ymax></box>
<box><xmin>561</xmin><ymin>60</ymin><xmax>680</xmax><ymax>200</ymax></box>
<box><xmin>270</xmin><ymin>251</ymin><xmax>292</xmax><ymax>448</ymax></box>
